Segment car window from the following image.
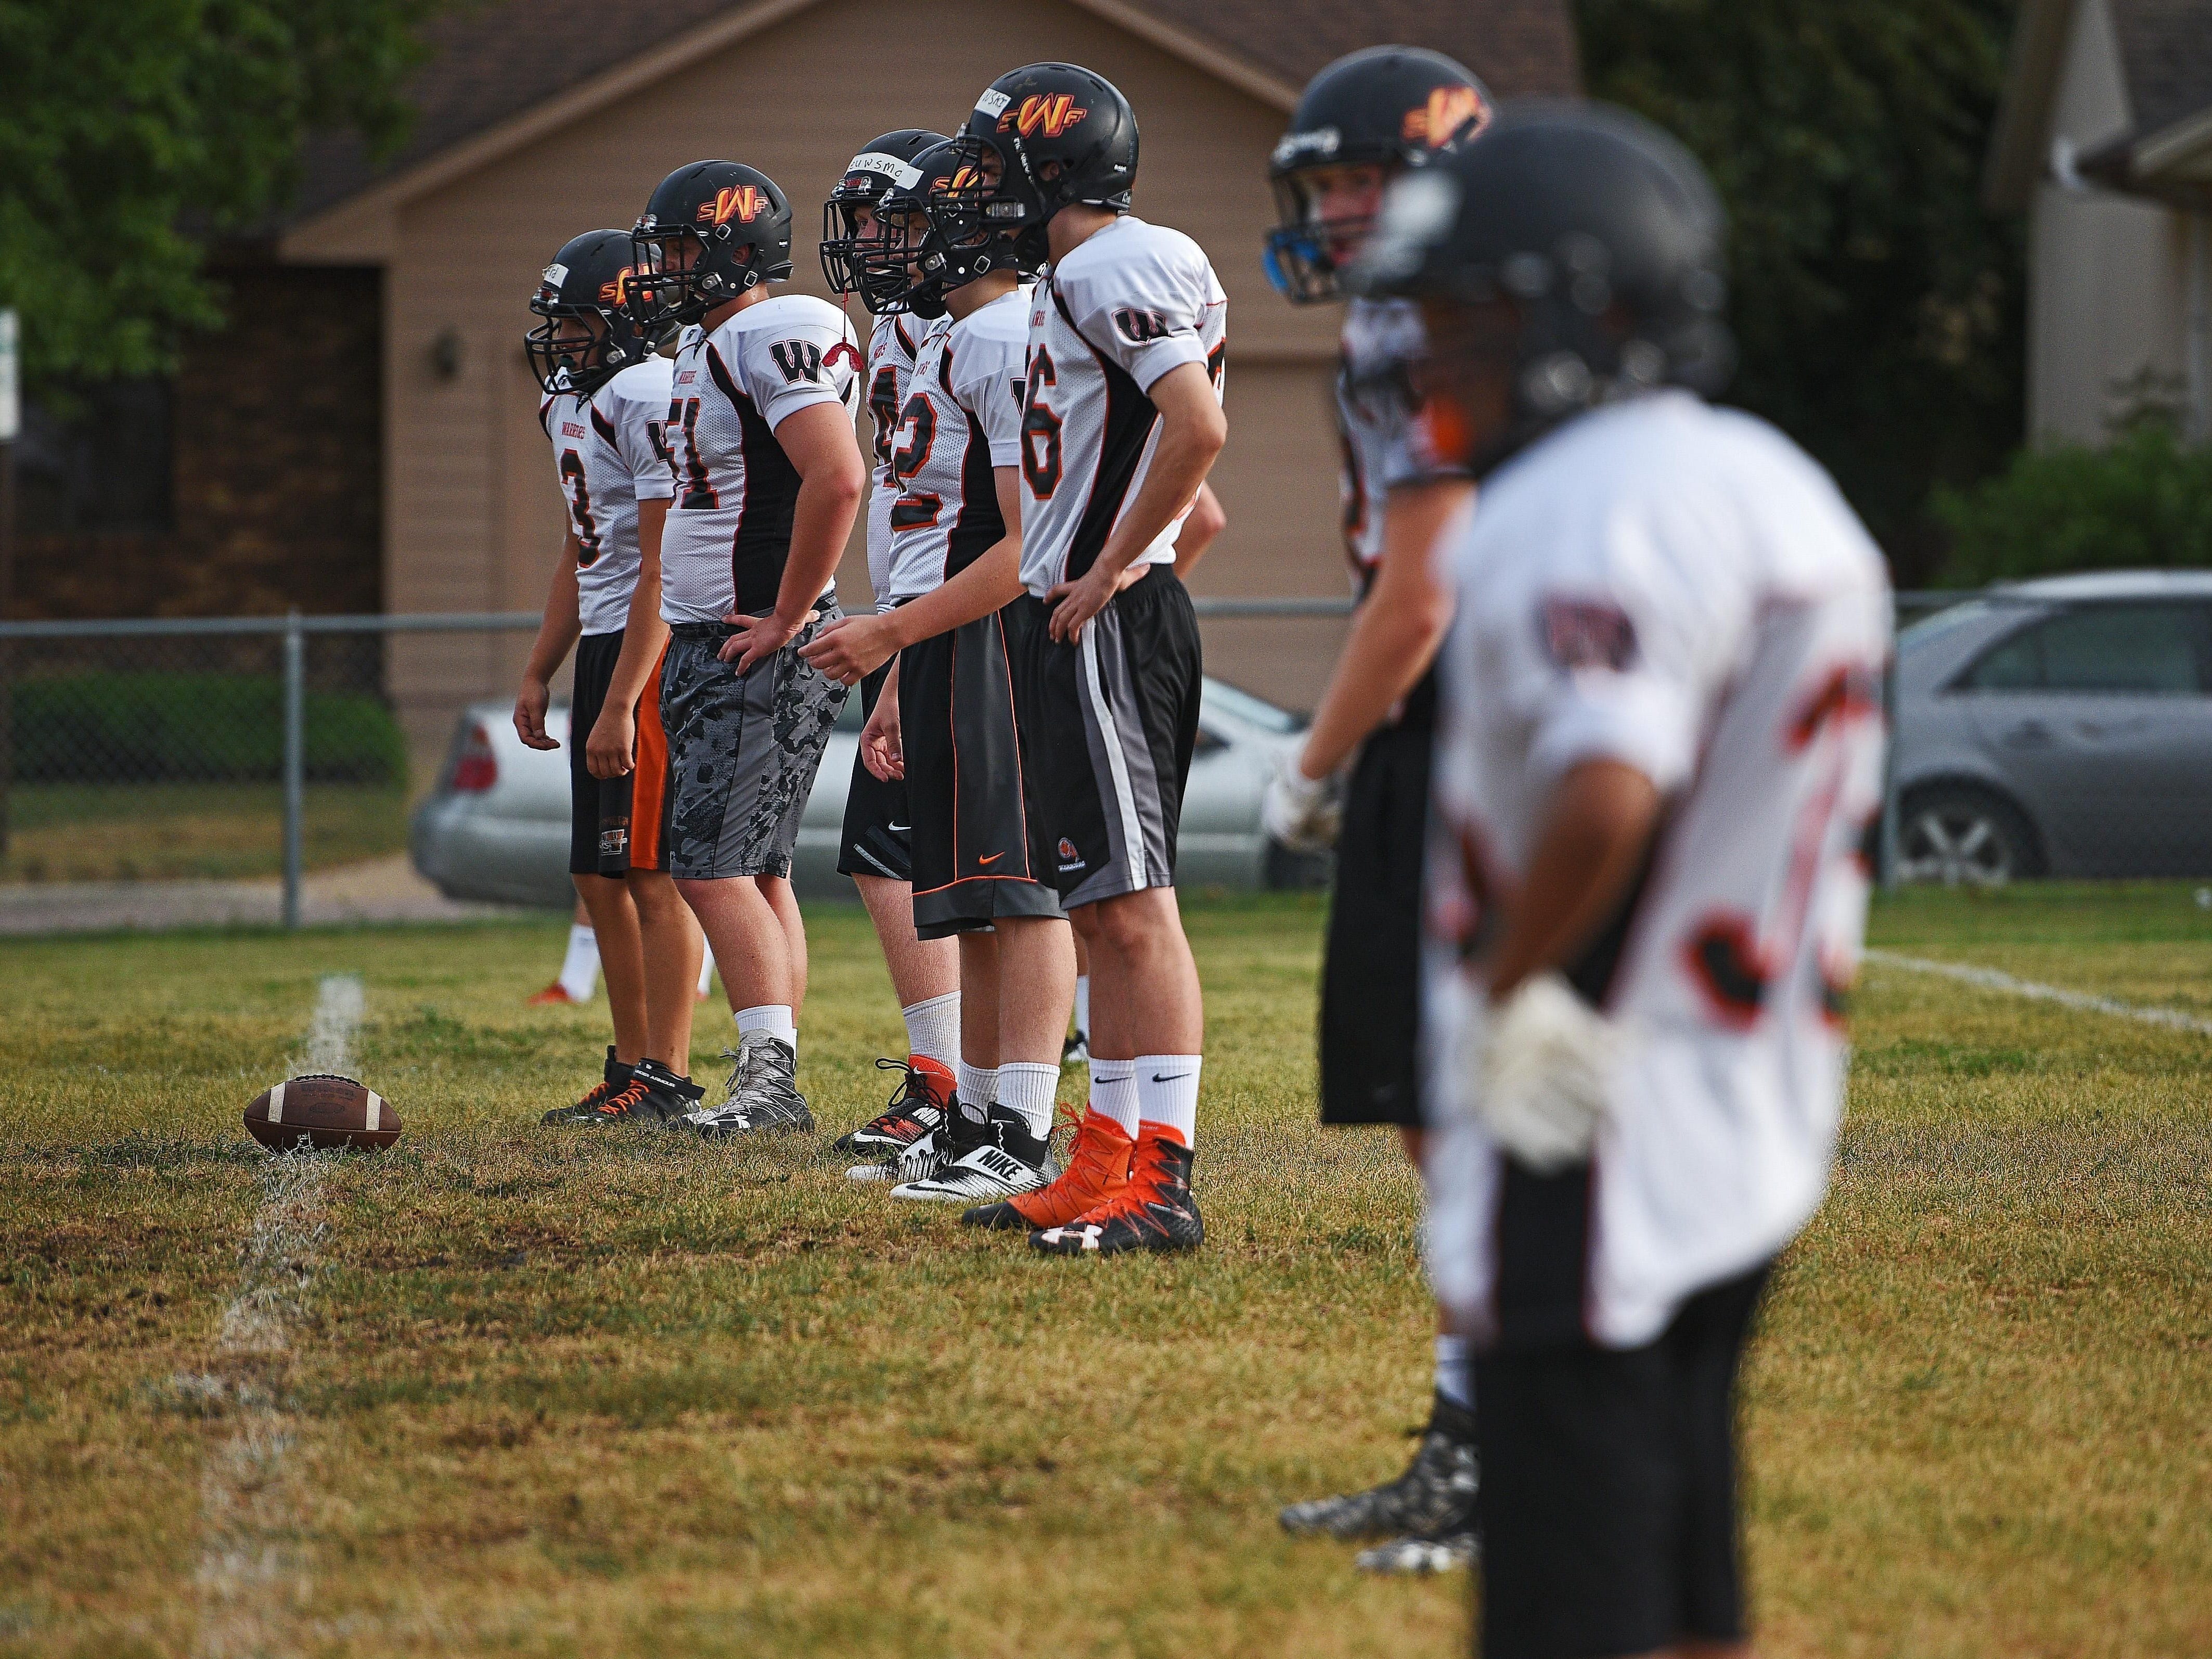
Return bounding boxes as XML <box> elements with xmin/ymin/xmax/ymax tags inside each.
<box><xmin>1193</xmin><ymin>724</ymin><xmax>1226</xmax><ymax>756</ymax></box>
<box><xmin>1201</xmin><ymin>679</ymin><xmax>1303</xmax><ymax>734</ymax></box>
<box><xmin>835</xmin><ymin>691</ymin><xmax>865</xmax><ymax>732</ymax></box>
<box><xmin>1961</xmin><ymin>603</ymin><xmax>2205</xmax><ymax>695</ymax></box>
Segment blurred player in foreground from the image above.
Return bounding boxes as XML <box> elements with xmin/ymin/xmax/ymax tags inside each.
<box><xmin>516</xmin><ymin>230</ymin><xmax>710</xmax><ymax>1128</ymax></box>
<box><xmin>1353</xmin><ymin>102</ymin><xmax>1888</xmax><ymax>1658</ymax></box>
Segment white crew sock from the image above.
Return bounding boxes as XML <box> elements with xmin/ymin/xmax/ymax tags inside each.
<box><xmin>735</xmin><ymin>1003</ymin><xmax>796</xmax><ymax>1057</ymax></box>
<box><xmin>697</xmin><ymin>940</ymin><xmax>716</xmax><ymax>999</ymax></box>
<box><xmin>558</xmin><ymin>922</ymin><xmax>599</xmax><ymax>1002</ymax></box>
<box><xmin>956</xmin><ymin>1060</ymin><xmax>997</xmax><ymax>1125</ymax></box>
<box><xmin>1089</xmin><ymin>1057</ymin><xmax>1138</xmax><ymax>1137</ymax></box>
<box><xmin>1135</xmin><ymin>1054</ymin><xmax>1201</xmax><ymax>1148</ymax></box>
<box><xmin>1434</xmin><ymin>1333</ymin><xmax>1473</xmax><ymax>1410</ymax></box>
<box><xmin>903</xmin><ymin>992</ymin><xmax>961</xmax><ymax>1070</ymax></box>
<box><xmin>995</xmin><ymin>1061</ymin><xmax>1060</xmax><ymax>1143</ymax></box>
<box><xmin>1073</xmin><ymin>975</ymin><xmax>1091</xmax><ymax>1040</ymax></box>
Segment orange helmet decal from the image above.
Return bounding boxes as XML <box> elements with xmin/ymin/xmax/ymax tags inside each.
<box><xmin>597</xmin><ymin>266</ymin><xmax>637</xmax><ymax>306</ymax></box>
<box><xmin>698</xmin><ymin>184</ymin><xmax>768</xmax><ymax>226</ymax></box>
<box><xmin>1001</xmin><ymin>93</ymin><xmax>1089</xmax><ymax>139</ymax></box>
<box><xmin>1401</xmin><ymin>85</ymin><xmax>1489</xmax><ymax>148</ymax></box>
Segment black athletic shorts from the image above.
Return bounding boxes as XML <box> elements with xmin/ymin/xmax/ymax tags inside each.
<box><xmin>1013</xmin><ymin>567</ymin><xmax>1202</xmax><ymax>908</ymax></box>
<box><xmin>903</xmin><ymin>606</ymin><xmax>1065</xmax><ymax>939</ymax></box>
<box><xmin>1318</xmin><ymin>681</ymin><xmax>1435</xmax><ymax>1127</ymax></box>
<box><xmin>837</xmin><ymin>660</ymin><xmax>912</xmax><ymax>884</ymax></box>
<box><xmin>569</xmin><ymin>630</ymin><xmax>672</xmax><ymax>877</ymax></box>
<box><xmin>1473</xmin><ymin>1263</ymin><xmax>1772</xmax><ymax>1659</ymax></box>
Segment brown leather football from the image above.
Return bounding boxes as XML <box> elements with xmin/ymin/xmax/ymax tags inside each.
<box><xmin>243</xmin><ymin>1074</ymin><xmax>402</xmax><ymax>1152</ymax></box>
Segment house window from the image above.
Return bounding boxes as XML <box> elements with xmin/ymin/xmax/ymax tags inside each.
<box><xmin>16</xmin><ymin>379</ymin><xmax>175</xmax><ymax>534</ymax></box>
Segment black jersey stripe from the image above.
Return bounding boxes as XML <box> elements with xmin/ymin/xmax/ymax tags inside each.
<box><xmin>945</xmin><ymin>417</ymin><xmax>1004</xmax><ymax>581</ymax></box>
<box><xmin>709</xmin><ymin>342</ymin><xmax>805</xmax><ymax>614</ymax></box>
<box><xmin>1051</xmin><ymin>286</ymin><xmax>1159</xmax><ymax>585</ymax></box>
<box><xmin>588</xmin><ymin>404</ymin><xmax>621</xmax><ymax>448</ymax></box>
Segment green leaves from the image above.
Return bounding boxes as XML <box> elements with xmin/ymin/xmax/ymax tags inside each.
<box><xmin>0</xmin><ymin>0</ymin><xmax>432</xmax><ymax>390</ymax></box>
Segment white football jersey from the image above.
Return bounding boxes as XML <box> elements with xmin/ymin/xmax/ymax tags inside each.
<box><xmin>883</xmin><ymin>288</ymin><xmax>1029</xmax><ymax>605</ymax></box>
<box><xmin>864</xmin><ymin>312</ymin><xmax>927</xmax><ymax>607</ymax></box>
<box><xmin>538</xmin><ymin>358</ymin><xmax>675</xmax><ymax>636</ymax></box>
<box><xmin>660</xmin><ymin>293</ymin><xmax>862</xmax><ymax>625</ymax></box>
<box><xmin>1018</xmin><ymin>217</ymin><xmax>1227</xmax><ymax>596</ymax></box>
<box><xmin>1336</xmin><ymin>298</ymin><xmax>1467</xmax><ymax>586</ymax></box>
<box><xmin>1422</xmin><ymin>391</ymin><xmax>1892</xmax><ymax>1351</ymax></box>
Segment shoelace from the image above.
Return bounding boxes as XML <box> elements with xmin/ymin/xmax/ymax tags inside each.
<box><xmin>863</xmin><ymin>1057</ymin><xmax>938</xmax><ymax>1135</ymax></box>
<box><xmin>594</xmin><ymin>1076</ymin><xmax>653</xmax><ymax>1117</ymax></box>
<box><xmin>1080</xmin><ymin>1135</ymin><xmax>1173</xmax><ymax>1220</ymax></box>
<box><xmin>718</xmin><ymin>1045</ymin><xmax>750</xmax><ymax>1101</ymax></box>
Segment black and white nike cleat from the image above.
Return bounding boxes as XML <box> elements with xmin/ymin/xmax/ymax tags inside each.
<box><xmin>833</xmin><ymin>1056</ymin><xmax>954</xmax><ymax>1158</ymax></box>
<box><xmin>890</xmin><ymin>1107</ymin><xmax>1055</xmax><ymax>1202</ymax></box>
<box><xmin>1278</xmin><ymin>1393</ymin><xmax>1478</xmax><ymax>1540</ymax></box>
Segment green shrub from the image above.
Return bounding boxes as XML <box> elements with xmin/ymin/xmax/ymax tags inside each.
<box><xmin>8</xmin><ymin>673</ymin><xmax>404</xmax><ymax>785</ymax></box>
<box><xmin>1934</xmin><ymin>420</ymin><xmax>2212</xmax><ymax>586</ymax></box>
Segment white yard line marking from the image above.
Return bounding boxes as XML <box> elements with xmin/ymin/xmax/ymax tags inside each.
<box><xmin>1863</xmin><ymin>949</ymin><xmax>2212</xmax><ymax>1037</ymax></box>
<box><xmin>190</xmin><ymin>973</ymin><xmax>362</xmax><ymax>1658</ymax></box>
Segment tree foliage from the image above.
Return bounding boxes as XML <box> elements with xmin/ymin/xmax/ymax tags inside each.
<box><xmin>1576</xmin><ymin>0</ymin><xmax>2023</xmax><ymax>580</ymax></box>
<box><xmin>1935</xmin><ymin>418</ymin><xmax>2212</xmax><ymax>586</ymax></box>
<box><xmin>0</xmin><ymin>0</ymin><xmax>433</xmax><ymax>393</ymax></box>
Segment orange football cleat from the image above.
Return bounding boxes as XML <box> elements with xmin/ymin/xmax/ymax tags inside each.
<box><xmin>961</xmin><ymin>1105</ymin><xmax>1133</xmax><ymax>1230</ymax></box>
<box><xmin>528</xmin><ymin>982</ymin><xmax>582</xmax><ymax>1006</ymax></box>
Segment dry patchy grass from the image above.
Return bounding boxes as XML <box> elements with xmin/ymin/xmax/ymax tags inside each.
<box><xmin>0</xmin><ymin>886</ymin><xmax>2207</xmax><ymax>1656</ymax></box>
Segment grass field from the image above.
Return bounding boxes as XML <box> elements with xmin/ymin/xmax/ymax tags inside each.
<box><xmin>0</xmin><ymin>783</ymin><xmax>408</xmax><ymax>884</ymax></box>
<box><xmin>3</xmin><ymin>885</ymin><xmax>2208</xmax><ymax>1657</ymax></box>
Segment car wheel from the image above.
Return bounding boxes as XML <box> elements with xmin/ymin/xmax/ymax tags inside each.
<box><xmin>1897</xmin><ymin>787</ymin><xmax>2041</xmax><ymax>886</ymax></box>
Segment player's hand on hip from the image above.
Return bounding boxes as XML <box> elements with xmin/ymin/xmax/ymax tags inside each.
<box><xmin>513</xmin><ymin>677</ymin><xmax>558</xmax><ymax>750</ymax></box>
<box><xmin>584</xmin><ymin>705</ymin><xmax>635</xmax><ymax>780</ymax></box>
<box><xmin>1045</xmin><ymin>567</ymin><xmax>1117</xmax><ymax>642</ymax></box>
<box><xmin>800</xmin><ymin>613</ymin><xmax>895</xmax><ymax>685</ymax></box>
<box><xmin>1262</xmin><ymin>750</ymin><xmax>1342</xmax><ymax>851</ymax></box>
<box><xmin>860</xmin><ymin>695</ymin><xmax>905</xmax><ymax>782</ymax></box>
<box><xmin>721</xmin><ymin>609</ymin><xmax>805</xmax><ymax>675</ymax></box>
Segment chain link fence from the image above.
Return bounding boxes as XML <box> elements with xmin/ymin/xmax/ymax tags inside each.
<box><xmin>3</xmin><ymin>586</ymin><xmax>2207</xmax><ymax>928</ymax></box>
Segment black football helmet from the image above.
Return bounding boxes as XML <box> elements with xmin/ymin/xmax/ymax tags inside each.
<box><xmin>932</xmin><ymin>63</ymin><xmax>1138</xmax><ymax>265</ymax></box>
<box><xmin>524</xmin><ymin>229</ymin><xmax>653</xmax><ymax>395</ymax></box>
<box><xmin>1346</xmin><ymin>99</ymin><xmax>1734</xmax><ymax>477</ymax></box>
<box><xmin>856</xmin><ymin>138</ymin><xmax>1039</xmax><ymax>316</ymax></box>
<box><xmin>819</xmin><ymin>128</ymin><xmax>947</xmax><ymax>310</ymax></box>
<box><xmin>1266</xmin><ymin>47</ymin><xmax>1493</xmax><ymax>304</ymax></box>
<box><xmin>628</xmin><ymin>161</ymin><xmax>794</xmax><ymax>336</ymax></box>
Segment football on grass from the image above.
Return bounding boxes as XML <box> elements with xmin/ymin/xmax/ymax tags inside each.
<box><xmin>243</xmin><ymin>1074</ymin><xmax>402</xmax><ymax>1152</ymax></box>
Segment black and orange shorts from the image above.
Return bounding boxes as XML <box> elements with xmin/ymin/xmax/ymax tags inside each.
<box><xmin>569</xmin><ymin>629</ymin><xmax>671</xmax><ymax>876</ymax></box>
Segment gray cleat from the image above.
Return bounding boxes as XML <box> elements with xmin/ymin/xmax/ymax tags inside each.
<box><xmin>1278</xmin><ymin>1393</ymin><xmax>1478</xmax><ymax>1540</ymax></box>
<box><xmin>678</xmin><ymin>1032</ymin><xmax>813</xmax><ymax>1138</ymax></box>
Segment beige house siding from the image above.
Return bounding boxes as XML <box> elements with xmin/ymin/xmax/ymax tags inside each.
<box><xmin>295</xmin><ymin>0</ymin><xmax>1353</xmax><ymax>749</ymax></box>
<box><xmin>2026</xmin><ymin>0</ymin><xmax>2196</xmax><ymax>443</ymax></box>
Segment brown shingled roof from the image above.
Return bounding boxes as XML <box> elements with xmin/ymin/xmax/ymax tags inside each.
<box><xmin>289</xmin><ymin>0</ymin><xmax>1579</xmax><ymax>221</ymax></box>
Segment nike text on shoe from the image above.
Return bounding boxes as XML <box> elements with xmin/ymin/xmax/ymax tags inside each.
<box><xmin>833</xmin><ymin>1056</ymin><xmax>954</xmax><ymax>1157</ymax></box>
<box><xmin>1278</xmin><ymin>1392</ymin><xmax>1478</xmax><ymax>1540</ymax></box>
<box><xmin>891</xmin><ymin>1107</ymin><xmax>1056</xmax><ymax>1203</ymax></box>
<box><xmin>964</xmin><ymin>1105</ymin><xmax>1131</xmax><ymax>1230</ymax></box>
<box><xmin>541</xmin><ymin>1046</ymin><xmax>633</xmax><ymax>1125</ymax></box>
<box><xmin>1029</xmin><ymin>1128</ymin><xmax>1202</xmax><ymax>1256</ymax></box>
<box><xmin>679</xmin><ymin>1032</ymin><xmax>813</xmax><ymax>1138</ymax></box>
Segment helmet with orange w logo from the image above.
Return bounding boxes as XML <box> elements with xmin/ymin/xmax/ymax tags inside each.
<box><xmin>856</xmin><ymin>138</ymin><xmax>1043</xmax><ymax>316</ymax></box>
<box><xmin>628</xmin><ymin>160</ymin><xmax>794</xmax><ymax>335</ymax></box>
<box><xmin>933</xmin><ymin>63</ymin><xmax>1138</xmax><ymax>263</ymax></box>
<box><xmin>1266</xmin><ymin>47</ymin><xmax>1493</xmax><ymax>304</ymax></box>
<box><xmin>524</xmin><ymin>229</ymin><xmax>653</xmax><ymax>395</ymax></box>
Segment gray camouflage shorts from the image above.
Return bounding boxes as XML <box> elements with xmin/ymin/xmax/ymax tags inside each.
<box><xmin>659</xmin><ymin>608</ymin><xmax>849</xmax><ymax>880</ymax></box>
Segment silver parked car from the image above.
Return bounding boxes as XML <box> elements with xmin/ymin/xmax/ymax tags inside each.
<box><xmin>1892</xmin><ymin>570</ymin><xmax>2212</xmax><ymax>882</ymax></box>
<box><xmin>411</xmin><ymin>676</ymin><xmax>1326</xmax><ymax>906</ymax></box>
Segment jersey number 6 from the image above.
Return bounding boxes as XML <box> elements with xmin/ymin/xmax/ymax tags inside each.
<box><xmin>1020</xmin><ymin>347</ymin><xmax>1063</xmax><ymax>499</ymax></box>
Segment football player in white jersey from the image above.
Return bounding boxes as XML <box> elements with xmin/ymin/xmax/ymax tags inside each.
<box><xmin>813</xmin><ymin>138</ymin><xmax>1081</xmax><ymax>1205</ymax></box>
<box><xmin>624</xmin><ymin>160</ymin><xmax>868</xmax><ymax>1138</ymax></box>
<box><xmin>890</xmin><ymin>63</ymin><xmax>1226</xmax><ymax>1257</ymax></box>
<box><xmin>514</xmin><ymin>229</ymin><xmax>710</xmax><ymax>1130</ymax></box>
<box><xmin>817</xmin><ymin>130</ymin><xmax>968</xmax><ymax>1163</ymax></box>
<box><xmin>1355</xmin><ymin>104</ymin><xmax>1888</xmax><ymax>1659</ymax></box>
<box><xmin>1261</xmin><ymin>50</ymin><xmax>1496</xmax><ymax>1574</ymax></box>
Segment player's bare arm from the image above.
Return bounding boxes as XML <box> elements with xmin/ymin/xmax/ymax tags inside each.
<box><xmin>859</xmin><ymin>656</ymin><xmax>904</xmax><ymax>784</ymax></box>
<box><xmin>1045</xmin><ymin>362</ymin><xmax>1227</xmax><ymax>641</ymax></box>
<box><xmin>1295</xmin><ymin>477</ymin><xmax>1471</xmax><ymax>780</ymax></box>
<box><xmin>719</xmin><ymin>401</ymin><xmax>866</xmax><ymax>674</ymax></box>
<box><xmin>586</xmin><ymin>496</ymin><xmax>670</xmax><ymax>780</ymax></box>
<box><xmin>1172</xmin><ymin>481</ymin><xmax>1227</xmax><ymax>581</ymax></box>
<box><xmin>803</xmin><ymin>467</ymin><xmax>1026</xmax><ymax>684</ymax></box>
<box><xmin>516</xmin><ymin>530</ymin><xmax>586</xmax><ymax>751</ymax></box>
<box><xmin>1478</xmin><ymin>757</ymin><xmax>1661</xmax><ymax>1000</ymax></box>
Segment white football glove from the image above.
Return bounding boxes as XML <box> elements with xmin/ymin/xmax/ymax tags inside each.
<box><xmin>1262</xmin><ymin>751</ymin><xmax>1342</xmax><ymax>853</ymax></box>
<box><xmin>1453</xmin><ymin>971</ymin><xmax>1625</xmax><ymax>1173</ymax></box>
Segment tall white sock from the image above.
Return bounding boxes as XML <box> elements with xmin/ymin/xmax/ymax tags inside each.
<box><xmin>995</xmin><ymin>1061</ymin><xmax>1059</xmax><ymax>1143</ymax></box>
<box><xmin>1073</xmin><ymin>974</ymin><xmax>1091</xmax><ymax>1040</ymax></box>
<box><xmin>1434</xmin><ymin>1333</ymin><xmax>1473</xmax><ymax>1409</ymax></box>
<box><xmin>903</xmin><ymin>992</ymin><xmax>961</xmax><ymax>1069</ymax></box>
<box><xmin>956</xmin><ymin>1060</ymin><xmax>997</xmax><ymax>1125</ymax></box>
<box><xmin>558</xmin><ymin>923</ymin><xmax>599</xmax><ymax>1002</ymax></box>
<box><xmin>1089</xmin><ymin>1057</ymin><xmax>1138</xmax><ymax>1137</ymax></box>
<box><xmin>1135</xmin><ymin>1054</ymin><xmax>1201</xmax><ymax>1148</ymax></box>
<box><xmin>735</xmin><ymin>1004</ymin><xmax>796</xmax><ymax>1057</ymax></box>
<box><xmin>697</xmin><ymin>940</ymin><xmax>716</xmax><ymax>999</ymax></box>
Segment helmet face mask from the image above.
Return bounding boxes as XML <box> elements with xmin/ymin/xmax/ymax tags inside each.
<box><xmin>820</xmin><ymin>130</ymin><xmax>948</xmax><ymax>310</ymax></box>
<box><xmin>934</xmin><ymin>64</ymin><xmax>1138</xmax><ymax>259</ymax></box>
<box><xmin>1265</xmin><ymin>46</ymin><xmax>1492</xmax><ymax>305</ymax></box>
<box><xmin>524</xmin><ymin>229</ymin><xmax>651</xmax><ymax>395</ymax></box>
<box><xmin>627</xmin><ymin>161</ymin><xmax>794</xmax><ymax>338</ymax></box>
